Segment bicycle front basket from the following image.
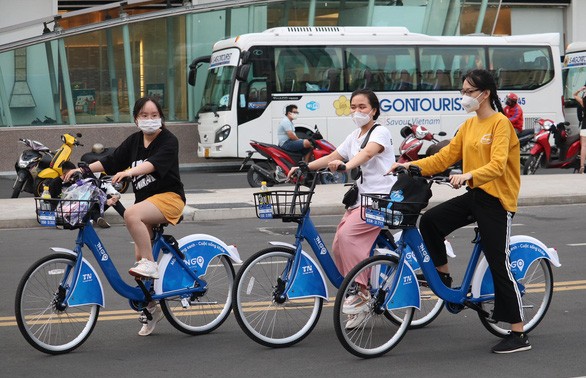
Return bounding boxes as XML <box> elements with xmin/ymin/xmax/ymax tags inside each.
<box><xmin>253</xmin><ymin>190</ymin><xmax>312</xmax><ymax>220</ymax></box>
<box><xmin>35</xmin><ymin>197</ymin><xmax>97</xmax><ymax>229</ymax></box>
<box><xmin>360</xmin><ymin>193</ymin><xmax>425</xmax><ymax>229</ymax></box>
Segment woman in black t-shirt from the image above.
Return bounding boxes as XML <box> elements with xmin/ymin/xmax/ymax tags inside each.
<box><xmin>66</xmin><ymin>97</ymin><xmax>185</xmax><ymax>336</ymax></box>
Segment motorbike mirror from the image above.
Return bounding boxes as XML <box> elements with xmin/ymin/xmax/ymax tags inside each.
<box><xmin>76</xmin><ymin>133</ymin><xmax>82</xmax><ymax>137</ymax></box>
<box><xmin>438</xmin><ymin>131</ymin><xmax>447</xmax><ymax>137</ymax></box>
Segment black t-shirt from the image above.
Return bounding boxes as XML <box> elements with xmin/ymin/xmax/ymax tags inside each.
<box><xmin>100</xmin><ymin>128</ymin><xmax>185</xmax><ymax>204</ymax></box>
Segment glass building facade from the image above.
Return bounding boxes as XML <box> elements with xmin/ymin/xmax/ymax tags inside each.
<box><xmin>1</xmin><ymin>0</ymin><xmax>512</xmax><ymax>128</ymax></box>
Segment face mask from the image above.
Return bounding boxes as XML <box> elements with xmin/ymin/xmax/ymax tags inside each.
<box><xmin>351</xmin><ymin>110</ymin><xmax>372</xmax><ymax>127</ymax></box>
<box><xmin>290</xmin><ymin>113</ymin><xmax>298</xmax><ymax>120</ymax></box>
<box><xmin>137</xmin><ymin>118</ymin><xmax>162</xmax><ymax>134</ymax></box>
<box><xmin>461</xmin><ymin>92</ymin><xmax>484</xmax><ymax>113</ymax></box>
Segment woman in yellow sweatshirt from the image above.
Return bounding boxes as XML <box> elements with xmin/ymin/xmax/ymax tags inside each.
<box><xmin>390</xmin><ymin>69</ymin><xmax>529</xmax><ymax>354</ymax></box>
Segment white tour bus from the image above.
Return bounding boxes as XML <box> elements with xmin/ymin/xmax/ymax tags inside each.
<box><xmin>563</xmin><ymin>41</ymin><xmax>586</xmax><ymax>133</ymax></box>
<box><xmin>190</xmin><ymin>27</ymin><xmax>564</xmax><ymax>158</ymax></box>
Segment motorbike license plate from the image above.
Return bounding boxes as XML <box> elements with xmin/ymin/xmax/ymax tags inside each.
<box><xmin>204</xmin><ymin>148</ymin><xmax>210</xmax><ymax>158</ymax></box>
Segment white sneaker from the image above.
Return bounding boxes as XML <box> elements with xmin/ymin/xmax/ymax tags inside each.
<box><xmin>342</xmin><ymin>291</ymin><xmax>370</xmax><ymax>315</ymax></box>
<box><xmin>345</xmin><ymin>312</ymin><xmax>367</xmax><ymax>330</ymax></box>
<box><xmin>129</xmin><ymin>258</ymin><xmax>159</xmax><ymax>279</ymax></box>
<box><xmin>138</xmin><ymin>304</ymin><xmax>164</xmax><ymax>336</ymax></box>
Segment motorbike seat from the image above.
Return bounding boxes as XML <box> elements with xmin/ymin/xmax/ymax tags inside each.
<box><xmin>254</xmin><ymin>141</ymin><xmax>306</xmax><ymax>163</ymax></box>
<box><xmin>517</xmin><ymin>129</ymin><xmax>534</xmax><ymax>142</ymax></box>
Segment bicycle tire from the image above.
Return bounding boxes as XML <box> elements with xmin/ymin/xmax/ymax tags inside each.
<box><xmin>478</xmin><ymin>258</ymin><xmax>554</xmax><ymax>337</ymax></box>
<box><xmin>333</xmin><ymin>255</ymin><xmax>413</xmax><ymax>358</ymax></box>
<box><xmin>232</xmin><ymin>246</ymin><xmax>323</xmax><ymax>348</ymax></box>
<box><xmin>160</xmin><ymin>255</ymin><xmax>235</xmax><ymax>335</ymax></box>
<box><xmin>15</xmin><ymin>253</ymin><xmax>100</xmax><ymax>354</ymax></box>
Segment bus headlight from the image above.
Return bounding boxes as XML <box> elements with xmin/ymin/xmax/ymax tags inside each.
<box><xmin>216</xmin><ymin>125</ymin><xmax>231</xmax><ymax>142</ymax></box>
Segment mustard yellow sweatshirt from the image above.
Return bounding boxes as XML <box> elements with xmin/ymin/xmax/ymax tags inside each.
<box><xmin>415</xmin><ymin>112</ymin><xmax>520</xmax><ymax>212</ymax></box>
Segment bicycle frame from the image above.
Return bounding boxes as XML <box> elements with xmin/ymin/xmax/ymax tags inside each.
<box><xmin>266</xmin><ymin>173</ymin><xmax>396</xmax><ymax>301</ymax></box>
<box><xmin>56</xmin><ymin>222</ymin><xmax>241</xmax><ymax>308</ymax></box>
<box><xmin>382</xmin><ymin>226</ymin><xmax>561</xmax><ymax>312</ymax></box>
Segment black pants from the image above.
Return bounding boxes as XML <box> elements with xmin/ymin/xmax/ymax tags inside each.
<box><xmin>419</xmin><ymin>188</ymin><xmax>523</xmax><ymax>324</ymax></box>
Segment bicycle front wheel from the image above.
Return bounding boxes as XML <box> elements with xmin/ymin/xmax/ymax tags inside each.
<box><xmin>232</xmin><ymin>247</ymin><xmax>323</xmax><ymax>348</ymax></box>
<box><xmin>161</xmin><ymin>255</ymin><xmax>235</xmax><ymax>335</ymax></box>
<box><xmin>15</xmin><ymin>253</ymin><xmax>100</xmax><ymax>354</ymax></box>
<box><xmin>333</xmin><ymin>255</ymin><xmax>413</xmax><ymax>358</ymax></box>
<box><xmin>479</xmin><ymin>258</ymin><xmax>553</xmax><ymax>337</ymax></box>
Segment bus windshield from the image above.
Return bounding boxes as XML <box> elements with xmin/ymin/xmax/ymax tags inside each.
<box><xmin>200</xmin><ymin>65</ymin><xmax>234</xmax><ymax>113</ymax></box>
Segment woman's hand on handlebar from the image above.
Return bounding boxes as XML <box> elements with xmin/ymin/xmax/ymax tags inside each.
<box><xmin>112</xmin><ymin>170</ymin><xmax>131</xmax><ymax>185</ymax></box>
<box><xmin>449</xmin><ymin>172</ymin><xmax>472</xmax><ymax>189</ymax></box>
<box><xmin>387</xmin><ymin>162</ymin><xmax>411</xmax><ymax>175</ymax></box>
<box><xmin>287</xmin><ymin>166</ymin><xmax>300</xmax><ymax>180</ymax></box>
<box><xmin>327</xmin><ymin>160</ymin><xmax>346</xmax><ymax>172</ymax></box>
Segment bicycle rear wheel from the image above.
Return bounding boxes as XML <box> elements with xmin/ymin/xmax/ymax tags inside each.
<box><xmin>479</xmin><ymin>258</ymin><xmax>553</xmax><ymax>337</ymax></box>
<box><xmin>232</xmin><ymin>247</ymin><xmax>323</xmax><ymax>347</ymax></box>
<box><xmin>333</xmin><ymin>255</ymin><xmax>413</xmax><ymax>358</ymax></box>
<box><xmin>161</xmin><ymin>255</ymin><xmax>235</xmax><ymax>335</ymax></box>
<box><xmin>15</xmin><ymin>253</ymin><xmax>99</xmax><ymax>354</ymax></box>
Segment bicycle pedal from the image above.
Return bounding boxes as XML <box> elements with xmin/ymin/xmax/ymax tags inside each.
<box><xmin>181</xmin><ymin>298</ymin><xmax>190</xmax><ymax>308</ymax></box>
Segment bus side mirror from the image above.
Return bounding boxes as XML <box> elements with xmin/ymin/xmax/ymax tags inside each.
<box><xmin>236</xmin><ymin>64</ymin><xmax>251</xmax><ymax>82</ymax></box>
<box><xmin>241</xmin><ymin>50</ymin><xmax>251</xmax><ymax>65</ymax></box>
<box><xmin>188</xmin><ymin>55</ymin><xmax>211</xmax><ymax>86</ymax></box>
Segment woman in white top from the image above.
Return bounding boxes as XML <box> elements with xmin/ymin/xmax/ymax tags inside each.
<box><xmin>290</xmin><ymin>88</ymin><xmax>396</xmax><ymax>328</ymax></box>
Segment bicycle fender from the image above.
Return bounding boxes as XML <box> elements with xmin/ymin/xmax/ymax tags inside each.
<box><xmin>268</xmin><ymin>241</ymin><xmax>328</xmax><ymax>300</ymax></box>
<box><xmin>386</xmin><ymin>260</ymin><xmax>420</xmax><ymax>311</ymax></box>
<box><xmin>471</xmin><ymin>235</ymin><xmax>561</xmax><ymax>298</ymax></box>
<box><xmin>50</xmin><ymin>247</ymin><xmax>105</xmax><ymax>308</ymax></box>
<box><xmin>156</xmin><ymin>234</ymin><xmax>241</xmax><ymax>294</ymax></box>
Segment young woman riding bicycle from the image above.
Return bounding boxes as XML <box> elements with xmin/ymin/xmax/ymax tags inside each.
<box><xmin>290</xmin><ymin>88</ymin><xmax>396</xmax><ymax>329</ymax></box>
<box><xmin>390</xmin><ymin>69</ymin><xmax>529</xmax><ymax>354</ymax></box>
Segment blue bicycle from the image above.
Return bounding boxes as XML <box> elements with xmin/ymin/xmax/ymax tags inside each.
<box><xmin>333</xmin><ymin>176</ymin><xmax>560</xmax><ymax>358</ymax></box>
<box><xmin>15</xmin><ymin>183</ymin><xmax>241</xmax><ymax>354</ymax></box>
<box><xmin>230</xmin><ymin>167</ymin><xmax>440</xmax><ymax>348</ymax></box>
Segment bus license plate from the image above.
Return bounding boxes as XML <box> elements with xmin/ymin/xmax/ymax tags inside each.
<box><xmin>204</xmin><ymin>148</ymin><xmax>210</xmax><ymax>158</ymax></box>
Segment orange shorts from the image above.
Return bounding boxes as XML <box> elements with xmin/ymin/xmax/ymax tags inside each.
<box><xmin>146</xmin><ymin>192</ymin><xmax>185</xmax><ymax>225</ymax></box>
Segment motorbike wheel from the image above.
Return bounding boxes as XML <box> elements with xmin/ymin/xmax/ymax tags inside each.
<box><xmin>11</xmin><ymin>178</ymin><xmax>25</xmax><ymax>198</ymax></box>
<box><xmin>33</xmin><ymin>178</ymin><xmax>50</xmax><ymax>197</ymax></box>
<box><xmin>247</xmin><ymin>161</ymin><xmax>273</xmax><ymax>188</ymax></box>
<box><xmin>522</xmin><ymin>153</ymin><xmax>542</xmax><ymax>175</ymax></box>
<box><xmin>10</xmin><ymin>170</ymin><xmax>29</xmax><ymax>198</ymax></box>
<box><xmin>319</xmin><ymin>170</ymin><xmax>348</xmax><ymax>185</ymax></box>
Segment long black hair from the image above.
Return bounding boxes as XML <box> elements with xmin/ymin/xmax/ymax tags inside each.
<box><xmin>462</xmin><ymin>69</ymin><xmax>504</xmax><ymax>115</ymax></box>
<box><xmin>350</xmin><ymin>88</ymin><xmax>381</xmax><ymax>120</ymax></box>
<box><xmin>132</xmin><ymin>96</ymin><xmax>166</xmax><ymax>128</ymax></box>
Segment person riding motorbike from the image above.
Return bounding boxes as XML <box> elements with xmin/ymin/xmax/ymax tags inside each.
<box><xmin>277</xmin><ymin>105</ymin><xmax>313</xmax><ymax>163</ymax></box>
<box><xmin>504</xmin><ymin>93</ymin><xmax>524</xmax><ymax>134</ymax></box>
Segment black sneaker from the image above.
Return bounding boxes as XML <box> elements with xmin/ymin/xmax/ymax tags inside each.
<box><xmin>492</xmin><ymin>333</ymin><xmax>531</xmax><ymax>354</ymax></box>
<box><xmin>416</xmin><ymin>272</ymin><xmax>452</xmax><ymax>288</ymax></box>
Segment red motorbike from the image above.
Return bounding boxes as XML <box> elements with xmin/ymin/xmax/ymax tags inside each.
<box><xmin>522</xmin><ymin>119</ymin><xmax>579</xmax><ymax>175</ymax></box>
<box><xmin>240</xmin><ymin>126</ymin><xmax>348</xmax><ymax>187</ymax></box>
<box><xmin>397</xmin><ymin>123</ymin><xmax>449</xmax><ymax>163</ymax></box>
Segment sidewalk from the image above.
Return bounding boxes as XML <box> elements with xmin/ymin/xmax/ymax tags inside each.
<box><xmin>0</xmin><ymin>174</ymin><xmax>585</xmax><ymax>229</ymax></box>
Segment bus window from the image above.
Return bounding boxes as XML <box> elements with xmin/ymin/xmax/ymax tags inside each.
<box><xmin>489</xmin><ymin>46</ymin><xmax>553</xmax><ymax>90</ymax></box>
<box><xmin>346</xmin><ymin>46</ymin><xmax>416</xmax><ymax>91</ymax></box>
<box><xmin>274</xmin><ymin>46</ymin><xmax>342</xmax><ymax>93</ymax></box>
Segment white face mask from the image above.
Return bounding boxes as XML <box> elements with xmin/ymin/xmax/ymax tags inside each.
<box><xmin>290</xmin><ymin>113</ymin><xmax>298</xmax><ymax>120</ymax></box>
<box><xmin>137</xmin><ymin>118</ymin><xmax>162</xmax><ymax>134</ymax></box>
<box><xmin>351</xmin><ymin>110</ymin><xmax>372</xmax><ymax>127</ymax></box>
<box><xmin>461</xmin><ymin>92</ymin><xmax>484</xmax><ymax>113</ymax></box>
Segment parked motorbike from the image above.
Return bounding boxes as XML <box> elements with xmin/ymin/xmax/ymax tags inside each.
<box><xmin>240</xmin><ymin>125</ymin><xmax>348</xmax><ymax>187</ymax></box>
<box><xmin>34</xmin><ymin>133</ymin><xmax>83</xmax><ymax>196</ymax></box>
<box><xmin>11</xmin><ymin>138</ymin><xmax>54</xmax><ymax>198</ymax></box>
<box><xmin>522</xmin><ymin>119</ymin><xmax>579</xmax><ymax>175</ymax></box>
<box><xmin>397</xmin><ymin>123</ymin><xmax>448</xmax><ymax>163</ymax></box>
<box><xmin>80</xmin><ymin>143</ymin><xmax>130</xmax><ymax>193</ymax></box>
<box><xmin>517</xmin><ymin>128</ymin><xmax>535</xmax><ymax>166</ymax></box>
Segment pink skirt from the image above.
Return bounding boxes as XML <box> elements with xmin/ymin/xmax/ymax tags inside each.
<box><xmin>332</xmin><ymin>207</ymin><xmax>381</xmax><ymax>286</ymax></box>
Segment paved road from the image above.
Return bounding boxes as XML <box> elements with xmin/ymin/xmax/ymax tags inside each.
<box><xmin>2</xmin><ymin>205</ymin><xmax>586</xmax><ymax>377</ymax></box>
